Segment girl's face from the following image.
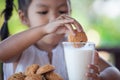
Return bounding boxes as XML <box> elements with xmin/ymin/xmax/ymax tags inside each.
<box><xmin>22</xmin><ymin>0</ymin><xmax>70</xmax><ymax>47</ymax></box>
<box><xmin>27</xmin><ymin>0</ymin><xmax>70</xmax><ymax>27</ymax></box>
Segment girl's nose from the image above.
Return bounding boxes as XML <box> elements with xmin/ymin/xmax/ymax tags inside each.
<box><xmin>49</xmin><ymin>12</ymin><xmax>59</xmax><ymax>22</ymax></box>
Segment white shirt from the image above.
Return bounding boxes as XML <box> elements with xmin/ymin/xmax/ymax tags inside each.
<box><xmin>3</xmin><ymin>43</ymin><xmax>68</xmax><ymax>80</ymax></box>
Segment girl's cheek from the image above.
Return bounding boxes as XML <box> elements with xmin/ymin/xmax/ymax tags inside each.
<box><xmin>30</xmin><ymin>19</ymin><xmax>48</xmax><ymax>27</ymax></box>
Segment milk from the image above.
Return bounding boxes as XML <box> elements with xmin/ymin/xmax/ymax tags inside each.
<box><xmin>63</xmin><ymin>42</ymin><xmax>95</xmax><ymax>80</ymax></box>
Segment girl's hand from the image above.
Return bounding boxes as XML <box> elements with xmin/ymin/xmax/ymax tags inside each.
<box><xmin>86</xmin><ymin>51</ymin><xmax>102</xmax><ymax>80</ymax></box>
<box><xmin>87</xmin><ymin>64</ymin><xmax>102</xmax><ymax>80</ymax></box>
<box><xmin>44</xmin><ymin>15</ymin><xmax>83</xmax><ymax>35</ymax></box>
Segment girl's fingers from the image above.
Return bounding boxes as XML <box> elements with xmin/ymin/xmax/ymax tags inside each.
<box><xmin>55</xmin><ymin>14</ymin><xmax>83</xmax><ymax>35</ymax></box>
<box><xmin>55</xmin><ymin>19</ymin><xmax>74</xmax><ymax>25</ymax></box>
<box><xmin>86</xmin><ymin>51</ymin><xmax>101</xmax><ymax>80</ymax></box>
<box><xmin>94</xmin><ymin>51</ymin><xmax>100</xmax><ymax>65</ymax></box>
<box><xmin>87</xmin><ymin>64</ymin><xmax>101</xmax><ymax>80</ymax></box>
<box><xmin>45</xmin><ymin>19</ymin><xmax>74</xmax><ymax>34</ymax></box>
<box><xmin>51</xmin><ymin>15</ymin><xmax>83</xmax><ymax>35</ymax></box>
<box><xmin>57</xmin><ymin>15</ymin><xmax>76</xmax><ymax>35</ymax></box>
<box><xmin>72</xmin><ymin>20</ymin><xmax>83</xmax><ymax>32</ymax></box>
<box><xmin>56</xmin><ymin>14</ymin><xmax>65</xmax><ymax>20</ymax></box>
<box><xmin>65</xmin><ymin>24</ymin><xmax>75</xmax><ymax>35</ymax></box>
<box><xmin>86</xmin><ymin>73</ymin><xmax>101</xmax><ymax>80</ymax></box>
<box><xmin>55</xmin><ymin>26</ymin><xmax>68</xmax><ymax>34</ymax></box>
<box><xmin>88</xmin><ymin>64</ymin><xmax>100</xmax><ymax>74</ymax></box>
<box><xmin>63</xmin><ymin>15</ymin><xmax>83</xmax><ymax>32</ymax></box>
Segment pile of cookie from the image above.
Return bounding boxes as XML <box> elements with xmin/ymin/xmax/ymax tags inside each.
<box><xmin>8</xmin><ymin>64</ymin><xmax>63</xmax><ymax>80</ymax></box>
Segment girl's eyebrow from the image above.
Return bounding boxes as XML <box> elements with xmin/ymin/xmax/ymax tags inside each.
<box><xmin>58</xmin><ymin>3</ymin><xmax>67</xmax><ymax>7</ymax></box>
<box><xmin>36</xmin><ymin>3</ymin><xmax>48</xmax><ymax>8</ymax></box>
<box><xmin>57</xmin><ymin>3</ymin><xmax>68</xmax><ymax>9</ymax></box>
<box><xmin>36</xmin><ymin>3</ymin><xmax>67</xmax><ymax>8</ymax></box>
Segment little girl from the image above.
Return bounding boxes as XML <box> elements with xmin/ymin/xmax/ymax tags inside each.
<box><xmin>0</xmin><ymin>0</ymin><xmax>120</xmax><ymax>80</ymax></box>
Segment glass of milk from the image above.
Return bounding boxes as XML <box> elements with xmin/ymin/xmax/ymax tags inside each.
<box><xmin>62</xmin><ymin>42</ymin><xmax>95</xmax><ymax>80</ymax></box>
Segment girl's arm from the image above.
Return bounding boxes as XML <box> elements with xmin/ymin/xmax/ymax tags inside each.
<box><xmin>98</xmin><ymin>55</ymin><xmax>120</xmax><ymax>80</ymax></box>
<box><xmin>98</xmin><ymin>57</ymin><xmax>113</xmax><ymax>71</ymax></box>
<box><xmin>0</xmin><ymin>15</ymin><xmax>82</xmax><ymax>62</ymax></box>
<box><xmin>0</xmin><ymin>26</ymin><xmax>47</xmax><ymax>62</ymax></box>
<box><xmin>87</xmin><ymin>51</ymin><xmax>120</xmax><ymax>80</ymax></box>
<box><xmin>100</xmin><ymin>67</ymin><xmax>120</xmax><ymax>80</ymax></box>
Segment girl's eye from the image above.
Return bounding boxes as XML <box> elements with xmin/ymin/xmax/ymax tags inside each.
<box><xmin>37</xmin><ymin>11</ymin><xmax>48</xmax><ymax>15</ymax></box>
<box><xmin>59</xmin><ymin>11</ymin><xmax>68</xmax><ymax>14</ymax></box>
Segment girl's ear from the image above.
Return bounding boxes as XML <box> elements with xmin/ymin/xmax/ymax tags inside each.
<box><xmin>18</xmin><ymin>10</ymin><xmax>29</xmax><ymax>26</ymax></box>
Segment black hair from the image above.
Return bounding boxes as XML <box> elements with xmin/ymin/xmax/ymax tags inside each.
<box><xmin>18</xmin><ymin>0</ymin><xmax>32</xmax><ymax>16</ymax></box>
<box><xmin>0</xmin><ymin>0</ymin><xmax>32</xmax><ymax>40</ymax></box>
<box><xmin>0</xmin><ymin>0</ymin><xmax>14</xmax><ymax>40</ymax></box>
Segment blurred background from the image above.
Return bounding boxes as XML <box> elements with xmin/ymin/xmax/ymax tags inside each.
<box><xmin>0</xmin><ymin>0</ymin><xmax>120</xmax><ymax>72</ymax></box>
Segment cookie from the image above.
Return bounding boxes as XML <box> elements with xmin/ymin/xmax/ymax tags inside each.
<box><xmin>36</xmin><ymin>64</ymin><xmax>55</xmax><ymax>75</ymax></box>
<box><xmin>25</xmin><ymin>64</ymin><xmax>40</xmax><ymax>75</ymax></box>
<box><xmin>68</xmin><ymin>30</ymin><xmax>87</xmax><ymax>42</ymax></box>
<box><xmin>8</xmin><ymin>72</ymin><xmax>26</xmax><ymax>80</ymax></box>
<box><xmin>68</xmin><ymin>30</ymin><xmax>88</xmax><ymax>47</ymax></box>
<box><xmin>45</xmin><ymin>71</ymin><xmax>63</xmax><ymax>80</ymax></box>
<box><xmin>24</xmin><ymin>74</ymin><xmax>42</xmax><ymax>80</ymax></box>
